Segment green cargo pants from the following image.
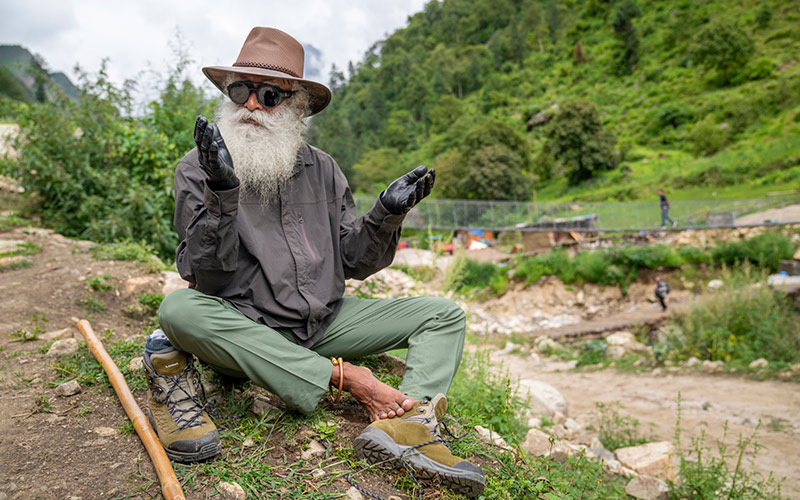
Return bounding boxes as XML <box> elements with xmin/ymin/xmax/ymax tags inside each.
<box><xmin>158</xmin><ymin>288</ymin><xmax>466</xmax><ymax>414</ymax></box>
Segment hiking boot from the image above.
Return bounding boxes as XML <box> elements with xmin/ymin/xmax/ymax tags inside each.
<box><xmin>354</xmin><ymin>393</ymin><xmax>485</xmax><ymax>498</ymax></box>
<box><xmin>144</xmin><ymin>349</ymin><xmax>221</xmax><ymax>462</ymax></box>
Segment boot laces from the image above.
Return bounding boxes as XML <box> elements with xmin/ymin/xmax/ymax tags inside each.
<box><xmin>148</xmin><ymin>358</ymin><xmax>212</xmax><ymax>431</ymax></box>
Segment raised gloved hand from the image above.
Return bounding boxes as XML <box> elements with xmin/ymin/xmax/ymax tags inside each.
<box><xmin>380</xmin><ymin>165</ymin><xmax>435</xmax><ymax>215</ymax></box>
<box><xmin>194</xmin><ymin>116</ymin><xmax>239</xmax><ymax>191</ymax></box>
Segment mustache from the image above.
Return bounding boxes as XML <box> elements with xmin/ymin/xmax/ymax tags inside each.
<box><xmin>228</xmin><ymin>106</ymin><xmax>274</xmax><ymax>129</ymax></box>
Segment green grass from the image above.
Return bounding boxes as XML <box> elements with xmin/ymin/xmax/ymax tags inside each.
<box><xmin>87</xmin><ymin>273</ymin><xmax>113</xmax><ymax>293</ymax></box>
<box><xmin>592</xmin><ymin>402</ymin><xmax>654</xmax><ymax>451</ymax></box>
<box><xmin>89</xmin><ymin>240</ymin><xmax>168</xmax><ymax>273</ymax></box>
<box><xmin>0</xmin><ymin>241</ymin><xmax>40</xmax><ymax>258</ymax></box>
<box><xmin>659</xmin><ymin>265</ymin><xmax>800</xmax><ymax>367</ymax></box>
<box><xmin>52</xmin><ymin>337</ymin><xmax>147</xmax><ymax>392</ymax></box>
<box><xmin>0</xmin><ymin>258</ymin><xmax>32</xmax><ymax>272</ymax></box>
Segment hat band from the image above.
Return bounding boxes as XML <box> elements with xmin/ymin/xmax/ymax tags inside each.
<box><xmin>233</xmin><ymin>61</ymin><xmax>300</xmax><ymax>78</ymax></box>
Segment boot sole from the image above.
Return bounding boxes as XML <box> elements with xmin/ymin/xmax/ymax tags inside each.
<box><xmin>146</xmin><ymin>413</ymin><xmax>221</xmax><ymax>463</ymax></box>
<box><xmin>354</xmin><ymin>427</ymin><xmax>485</xmax><ymax>498</ymax></box>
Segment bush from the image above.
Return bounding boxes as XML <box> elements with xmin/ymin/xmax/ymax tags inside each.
<box><xmin>444</xmin><ymin>255</ymin><xmax>503</xmax><ymax>295</ymax></box>
<box><xmin>671</xmin><ymin>275</ymin><xmax>800</xmax><ymax>364</ymax></box>
<box><xmin>677</xmin><ymin>246</ymin><xmax>709</xmax><ymax>265</ymax></box>
<box><xmin>689</xmin><ymin>116</ymin><xmax>729</xmax><ymax>156</ymax></box>
<box><xmin>711</xmin><ymin>231</ymin><xmax>796</xmax><ymax>271</ymax></box>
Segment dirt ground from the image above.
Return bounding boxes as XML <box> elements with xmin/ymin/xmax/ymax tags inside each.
<box><xmin>492</xmin><ymin>351</ymin><xmax>800</xmax><ymax>497</ymax></box>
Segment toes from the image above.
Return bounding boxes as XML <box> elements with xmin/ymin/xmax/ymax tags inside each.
<box><xmin>401</xmin><ymin>398</ymin><xmax>414</xmax><ymax>411</ymax></box>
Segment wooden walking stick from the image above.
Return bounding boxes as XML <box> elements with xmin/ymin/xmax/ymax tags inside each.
<box><xmin>76</xmin><ymin>319</ymin><xmax>185</xmax><ymax>500</ymax></box>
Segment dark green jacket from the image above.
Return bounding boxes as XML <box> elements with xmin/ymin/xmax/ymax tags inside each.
<box><xmin>174</xmin><ymin>144</ymin><xmax>405</xmax><ymax>347</ymax></box>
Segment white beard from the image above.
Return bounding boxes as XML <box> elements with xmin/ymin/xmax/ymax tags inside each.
<box><xmin>215</xmin><ymin>100</ymin><xmax>306</xmax><ymax>206</ymax></box>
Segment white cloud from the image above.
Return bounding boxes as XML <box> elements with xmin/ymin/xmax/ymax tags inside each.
<box><xmin>0</xmin><ymin>0</ymin><xmax>427</xmax><ymax>99</ymax></box>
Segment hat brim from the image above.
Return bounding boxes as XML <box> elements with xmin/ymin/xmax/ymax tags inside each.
<box><xmin>203</xmin><ymin>65</ymin><xmax>331</xmax><ymax>116</ymax></box>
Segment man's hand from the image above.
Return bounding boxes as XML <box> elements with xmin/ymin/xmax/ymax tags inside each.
<box><xmin>380</xmin><ymin>165</ymin><xmax>435</xmax><ymax>215</ymax></box>
<box><xmin>194</xmin><ymin>116</ymin><xmax>239</xmax><ymax>191</ymax></box>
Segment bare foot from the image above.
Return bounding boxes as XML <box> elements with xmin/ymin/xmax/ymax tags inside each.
<box><xmin>333</xmin><ymin>361</ymin><xmax>414</xmax><ymax>421</ymax></box>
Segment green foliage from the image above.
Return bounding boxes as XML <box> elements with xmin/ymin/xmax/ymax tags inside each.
<box><xmin>610</xmin><ymin>0</ymin><xmax>642</xmax><ymax>75</ymax></box>
<box><xmin>444</xmin><ymin>255</ymin><xmax>504</xmax><ymax>295</ymax></box>
<box><xmin>541</xmin><ymin>100</ymin><xmax>617</xmax><ymax>185</ymax></box>
<box><xmin>710</xmin><ymin>231</ymin><xmax>795</xmax><ymax>271</ymax></box>
<box><xmin>87</xmin><ymin>274</ymin><xmax>113</xmax><ymax>293</ymax></box>
<box><xmin>670</xmin><ymin>399</ymin><xmax>783</xmax><ymax>499</ymax></box>
<box><xmin>448</xmin><ymin>350</ymin><xmax>528</xmax><ymax>444</ymax></box>
<box><xmin>53</xmin><ymin>337</ymin><xmax>147</xmax><ymax>392</ymax></box>
<box><xmin>670</xmin><ymin>270</ymin><xmax>800</xmax><ymax>365</ymax></box>
<box><xmin>690</xmin><ymin>19</ymin><xmax>755</xmax><ymax>85</ymax></box>
<box><xmin>89</xmin><ymin>240</ymin><xmax>166</xmax><ymax>273</ymax></box>
<box><xmin>689</xmin><ymin>116</ymin><xmax>729</xmax><ymax>156</ymax></box>
<box><xmin>10</xmin><ymin>313</ymin><xmax>48</xmax><ymax>342</ymax></box>
<box><xmin>6</xmin><ymin>46</ymin><xmax>214</xmax><ymax>262</ymax></box>
<box><xmin>139</xmin><ymin>292</ymin><xmax>165</xmax><ymax>312</ymax></box>
<box><xmin>594</xmin><ymin>401</ymin><xmax>652</xmax><ymax>451</ymax></box>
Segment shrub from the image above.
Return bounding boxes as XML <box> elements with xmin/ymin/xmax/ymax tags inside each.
<box><xmin>711</xmin><ymin>231</ymin><xmax>796</xmax><ymax>271</ymax></box>
<box><xmin>689</xmin><ymin>116</ymin><xmax>728</xmax><ymax>156</ymax></box>
<box><xmin>594</xmin><ymin>402</ymin><xmax>652</xmax><ymax>451</ymax></box>
<box><xmin>690</xmin><ymin>19</ymin><xmax>755</xmax><ymax>85</ymax></box>
<box><xmin>677</xmin><ymin>246</ymin><xmax>709</xmax><ymax>265</ymax></box>
<box><xmin>444</xmin><ymin>255</ymin><xmax>502</xmax><ymax>294</ymax></box>
<box><xmin>671</xmin><ymin>276</ymin><xmax>800</xmax><ymax>364</ymax></box>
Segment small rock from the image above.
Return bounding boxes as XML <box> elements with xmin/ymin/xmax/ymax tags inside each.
<box><xmin>301</xmin><ymin>439</ymin><xmax>326</xmax><ymax>459</ymax></box>
<box><xmin>345</xmin><ymin>486</ymin><xmax>364</xmax><ymax>499</ymax></box>
<box><xmin>564</xmin><ymin>418</ymin><xmax>583</xmax><ymax>433</ymax></box>
<box><xmin>701</xmin><ymin>360</ymin><xmax>722</xmax><ymax>373</ymax></box>
<box><xmin>47</xmin><ymin>338</ymin><xmax>79</xmax><ymax>357</ymax></box>
<box><xmin>311</xmin><ymin>468</ymin><xmax>325</xmax><ymax>478</ymax></box>
<box><xmin>128</xmin><ymin>357</ymin><xmax>144</xmax><ymax>372</ymax></box>
<box><xmin>548</xmin><ymin>441</ymin><xmax>574</xmax><ymax>462</ymax></box>
<box><xmin>521</xmin><ymin>428</ymin><xmax>551</xmax><ymax>456</ymax></box>
<box><xmin>684</xmin><ymin>356</ymin><xmax>701</xmax><ymax>367</ymax></box>
<box><xmin>124</xmin><ymin>276</ymin><xmax>152</xmax><ymax>295</ymax></box>
<box><xmin>527</xmin><ymin>417</ymin><xmax>542</xmax><ymax>429</ymax></box>
<box><xmin>519</xmin><ymin>380</ymin><xmax>568</xmax><ymax>417</ymax></box>
<box><xmin>708</xmin><ymin>279</ymin><xmax>724</xmax><ymax>290</ymax></box>
<box><xmin>749</xmin><ymin>358</ymin><xmax>768</xmax><ymax>369</ymax></box>
<box><xmin>41</xmin><ymin>328</ymin><xmax>72</xmax><ymax>341</ymax></box>
<box><xmin>94</xmin><ymin>426</ymin><xmax>117</xmax><ymax>437</ymax></box>
<box><xmin>56</xmin><ymin>380</ymin><xmax>81</xmax><ymax>397</ymax></box>
<box><xmin>701</xmin><ymin>401</ymin><xmax>711</xmax><ymax>411</ymax></box>
<box><xmin>615</xmin><ymin>441</ymin><xmax>675</xmax><ymax>480</ymax></box>
<box><xmin>625</xmin><ymin>475</ymin><xmax>669</xmax><ymax>500</ymax></box>
<box><xmin>242</xmin><ymin>438</ymin><xmax>255</xmax><ymax>448</ymax></box>
<box><xmin>251</xmin><ymin>395</ymin><xmax>279</xmax><ymax>417</ymax></box>
<box><xmin>218</xmin><ymin>481</ymin><xmax>246</xmax><ymax>500</ymax></box>
<box><xmin>474</xmin><ymin>425</ymin><xmax>511</xmax><ymax>450</ymax></box>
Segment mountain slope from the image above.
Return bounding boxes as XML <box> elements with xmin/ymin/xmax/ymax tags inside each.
<box><xmin>309</xmin><ymin>0</ymin><xmax>800</xmax><ymax>202</ymax></box>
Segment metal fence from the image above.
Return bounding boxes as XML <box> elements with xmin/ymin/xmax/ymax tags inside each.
<box><xmin>354</xmin><ymin>195</ymin><xmax>800</xmax><ymax>232</ymax></box>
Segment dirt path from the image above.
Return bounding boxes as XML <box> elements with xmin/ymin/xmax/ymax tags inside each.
<box><xmin>491</xmin><ymin>350</ymin><xmax>800</xmax><ymax>497</ymax></box>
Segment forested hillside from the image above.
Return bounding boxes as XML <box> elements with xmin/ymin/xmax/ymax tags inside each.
<box><xmin>308</xmin><ymin>0</ymin><xmax>800</xmax><ymax>202</ymax></box>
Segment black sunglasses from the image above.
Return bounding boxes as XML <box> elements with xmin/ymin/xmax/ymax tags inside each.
<box><xmin>226</xmin><ymin>81</ymin><xmax>294</xmax><ymax>108</ymax></box>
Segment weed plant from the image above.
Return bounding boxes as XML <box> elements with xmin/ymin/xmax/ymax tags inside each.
<box><xmin>87</xmin><ymin>274</ymin><xmax>113</xmax><ymax>293</ymax></box>
<box><xmin>593</xmin><ymin>402</ymin><xmax>653</xmax><ymax>451</ymax></box>
<box><xmin>90</xmin><ymin>240</ymin><xmax>168</xmax><ymax>273</ymax></box>
<box><xmin>52</xmin><ymin>337</ymin><xmax>147</xmax><ymax>392</ymax></box>
<box><xmin>670</xmin><ymin>396</ymin><xmax>784</xmax><ymax>499</ymax></box>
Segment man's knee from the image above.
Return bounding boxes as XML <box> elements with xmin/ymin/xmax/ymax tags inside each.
<box><xmin>157</xmin><ymin>288</ymin><xmax>196</xmax><ymax>334</ymax></box>
<box><xmin>431</xmin><ymin>296</ymin><xmax>466</xmax><ymax>330</ymax></box>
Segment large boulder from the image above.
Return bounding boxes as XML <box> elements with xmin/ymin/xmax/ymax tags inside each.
<box><xmin>519</xmin><ymin>379</ymin><xmax>568</xmax><ymax>417</ymax></box>
<box><xmin>615</xmin><ymin>441</ymin><xmax>675</xmax><ymax>480</ymax></box>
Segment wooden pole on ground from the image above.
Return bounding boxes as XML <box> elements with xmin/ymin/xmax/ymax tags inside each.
<box><xmin>76</xmin><ymin>319</ymin><xmax>185</xmax><ymax>500</ymax></box>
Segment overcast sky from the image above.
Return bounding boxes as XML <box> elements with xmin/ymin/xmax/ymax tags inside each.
<box><xmin>0</xmin><ymin>0</ymin><xmax>427</xmax><ymax>101</ymax></box>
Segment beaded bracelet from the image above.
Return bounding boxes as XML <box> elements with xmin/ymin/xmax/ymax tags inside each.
<box><xmin>329</xmin><ymin>356</ymin><xmax>343</xmax><ymax>403</ymax></box>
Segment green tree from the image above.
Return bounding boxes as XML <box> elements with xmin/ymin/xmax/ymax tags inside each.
<box><xmin>350</xmin><ymin>147</ymin><xmax>405</xmax><ymax>194</ymax></box>
<box><xmin>690</xmin><ymin>19</ymin><xmax>755</xmax><ymax>85</ymax></box>
<box><xmin>542</xmin><ymin>100</ymin><xmax>617</xmax><ymax>185</ymax></box>
<box><xmin>611</xmin><ymin>0</ymin><xmax>642</xmax><ymax>74</ymax></box>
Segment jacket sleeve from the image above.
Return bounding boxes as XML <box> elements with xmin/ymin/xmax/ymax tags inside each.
<box><xmin>174</xmin><ymin>151</ymin><xmax>240</xmax><ymax>293</ymax></box>
<box><xmin>339</xmin><ymin>185</ymin><xmax>406</xmax><ymax>281</ymax></box>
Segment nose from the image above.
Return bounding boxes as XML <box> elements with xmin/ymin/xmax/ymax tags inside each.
<box><xmin>244</xmin><ymin>90</ymin><xmax>263</xmax><ymax>112</ymax></box>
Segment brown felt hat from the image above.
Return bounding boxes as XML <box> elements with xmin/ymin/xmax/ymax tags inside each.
<box><xmin>203</xmin><ymin>27</ymin><xmax>331</xmax><ymax>116</ymax></box>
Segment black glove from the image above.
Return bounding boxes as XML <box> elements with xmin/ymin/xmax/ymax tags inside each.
<box><xmin>194</xmin><ymin>116</ymin><xmax>239</xmax><ymax>191</ymax></box>
<box><xmin>380</xmin><ymin>165</ymin><xmax>435</xmax><ymax>215</ymax></box>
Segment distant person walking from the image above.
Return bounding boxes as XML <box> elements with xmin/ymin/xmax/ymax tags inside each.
<box><xmin>658</xmin><ymin>189</ymin><xmax>676</xmax><ymax>228</ymax></box>
<box><xmin>655</xmin><ymin>277</ymin><xmax>669</xmax><ymax>311</ymax></box>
